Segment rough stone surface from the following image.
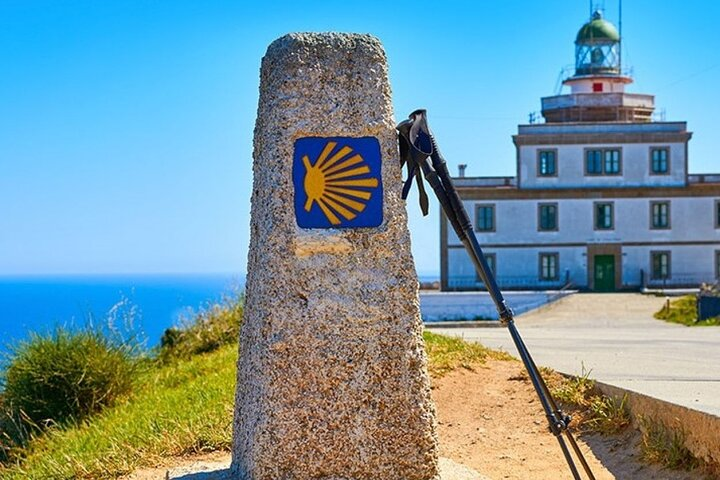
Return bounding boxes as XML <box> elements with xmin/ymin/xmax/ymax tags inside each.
<box><xmin>232</xmin><ymin>33</ymin><xmax>439</xmax><ymax>479</ymax></box>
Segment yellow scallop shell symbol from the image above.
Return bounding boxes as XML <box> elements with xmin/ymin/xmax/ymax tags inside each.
<box><xmin>302</xmin><ymin>141</ymin><xmax>379</xmax><ymax>225</ymax></box>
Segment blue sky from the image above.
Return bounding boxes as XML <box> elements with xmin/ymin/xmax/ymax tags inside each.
<box><xmin>1</xmin><ymin>0</ymin><xmax>718</xmax><ymax>276</ymax></box>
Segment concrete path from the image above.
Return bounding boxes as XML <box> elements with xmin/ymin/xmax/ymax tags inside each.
<box><xmin>431</xmin><ymin>293</ymin><xmax>720</xmax><ymax>417</ymax></box>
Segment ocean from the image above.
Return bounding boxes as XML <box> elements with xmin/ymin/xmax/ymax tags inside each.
<box><xmin>0</xmin><ymin>274</ymin><xmax>244</xmax><ymax>356</ymax></box>
<box><xmin>0</xmin><ymin>272</ymin><xmax>439</xmax><ymax>357</ymax></box>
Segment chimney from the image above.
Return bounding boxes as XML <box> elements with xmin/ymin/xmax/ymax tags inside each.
<box><xmin>458</xmin><ymin>164</ymin><xmax>467</xmax><ymax>177</ymax></box>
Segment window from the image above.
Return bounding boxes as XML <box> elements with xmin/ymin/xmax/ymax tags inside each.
<box><xmin>592</xmin><ymin>82</ymin><xmax>603</xmax><ymax>92</ymax></box>
<box><xmin>475</xmin><ymin>204</ymin><xmax>495</xmax><ymax>232</ymax></box>
<box><xmin>716</xmin><ymin>251</ymin><xmax>720</xmax><ymax>279</ymax></box>
<box><xmin>538</xmin><ymin>203</ymin><xmax>558</xmax><ymax>231</ymax></box>
<box><xmin>604</xmin><ymin>150</ymin><xmax>620</xmax><ymax>174</ymax></box>
<box><xmin>651</xmin><ymin>148</ymin><xmax>669</xmax><ymax>174</ymax></box>
<box><xmin>594</xmin><ymin>202</ymin><xmax>614</xmax><ymax>230</ymax></box>
<box><xmin>586</xmin><ymin>150</ymin><xmax>603</xmax><ymax>175</ymax></box>
<box><xmin>538</xmin><ymin>150</ymin><xmax>557</xmax><ymax>176</ymax></box>
<box><xmin>651</xmin><ymin>251</ymin><xmax>670</xmax><ymax>280</ymax></box>
<box><xmin>716</xmin><ymin>200</ymin><xmax>720</xmax><ymax>229</ymax></box>
<box><xmin>586</xmin><ymin>148</ymin><xmax>621</xmax><ymax>175</ymax></box>
<box><xmin>539</xmin><ymin>253</ymin><xmax>559</xmax><ymax>281</ymax></box>
<box><xmin>651</xmin><ymin>201</ymin><xmax>670</xmax><ymax>229</ymax></box>
<box><xmin>476</xmin><ymin>253</ymin><xmax>496</xmax><ymax>282</ymax></box>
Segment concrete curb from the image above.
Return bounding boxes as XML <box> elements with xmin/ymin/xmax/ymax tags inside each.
<box><xmin>592</xmin><ymin>380</ymin><xmax>720</xmax><ymax>467</ymax></box>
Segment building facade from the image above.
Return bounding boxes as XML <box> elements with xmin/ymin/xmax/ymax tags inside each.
<box><xmin>441</xmin><ymin>12</ymin><xmax>720</xmax><ymax>292</ymax></box>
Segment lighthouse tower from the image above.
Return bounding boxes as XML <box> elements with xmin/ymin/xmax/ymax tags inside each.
<box><xmin>542</xmin><ymin>10</ymin><xmax>654</xmax><ymax>123</ymax></box>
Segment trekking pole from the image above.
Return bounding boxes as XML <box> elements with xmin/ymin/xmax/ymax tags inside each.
<box><xmin>397</xmin><ymin>109</ymin><xmax>595</xmax><ymax>480</ymax></box>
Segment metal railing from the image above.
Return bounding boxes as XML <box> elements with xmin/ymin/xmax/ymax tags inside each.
<box><xmin>541</xmin><ymin>92</ymin><xmax>655</xmax><ymax>111</ymax></box>
<box><xmin>452</xmin><ymin>176</ymin><xmax>516</xmax><ymax>187</ymax></box>
<box><xmin>689</xmin><ymin>174</ymin><xmax>720</xmax><ymax>184</ymax></box>
<box><xmin>447</xmin><ymin>271</ymin><xmax>571</xmax><ymax>291</ymax></box>
<box><xmin>642</xmin><ymin>270</ymin><xmax>713</xmax><ymax>289</ymax></box>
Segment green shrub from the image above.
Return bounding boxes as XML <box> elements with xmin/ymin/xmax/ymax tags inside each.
<box><xmin>654</xmin><ymin>295</ymin><xmax>697</xmax><ymax>325</ymax></box>
<box><xmin>158</xmin><ymin>295</ymin><xmax>243</xmax><ymax>362</ymax></box>
<box><xmin>654</xmin><ymin>295</ymin><xmax>720</xmax><ymax>326</ymax></box>
<box><xmin>1</xmin><ymin>327</ymin><xmax>140</xmax><ymax>430</ymax></box>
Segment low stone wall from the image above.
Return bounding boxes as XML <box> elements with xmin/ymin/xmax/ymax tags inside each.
<box><xmin>594</xmin><ymin>380</ymin><xmax>720</xmax><ymax>467</ymax></box>
<box><xmin>419</xmin><ymin>291</ymin><xmax>573</xmax><ymax>322</ymax></box>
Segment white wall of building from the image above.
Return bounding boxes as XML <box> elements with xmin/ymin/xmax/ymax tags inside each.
<box><xmin>446</xmin><ymin>197</ymin><xmax>719</xmax><ymax>246</ymax></box>
<box><xmin>447</xmin><ymin>245</ymin><xmax>586</xmax><ymax>289</ymax></box>
<box><xmin>518</xmin><ymin>142</ymin><xmax>687</xmax><ymax>189</ymax></box>
<box><xmin>622</xmin><ymin>245</ymin><xmax>718</xmax><ymax>286</ymax></box>
<box><xmin>420</xmin><ymin>291</ymin><xmax>568</xmax><ymax>321</ymax></box>
<box><xmin>566</xmin><ymin>78</ymin><xmax>627</xmax><ymax>93</ymax></box>
<box><xmin>445</xmin><ymin>196</ymin><xmax>720</xmax><ymax>289</ymax></box>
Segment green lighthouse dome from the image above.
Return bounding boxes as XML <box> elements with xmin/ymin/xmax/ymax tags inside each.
<box><xmin>576</xmin><ymin>11</ymin><xmax>620</xmax><ymax>44</ymax></box>
<box><xmin>573</xmin><ymin>10</ymin><xmax>622</xmax><ymax>75</ymax></box>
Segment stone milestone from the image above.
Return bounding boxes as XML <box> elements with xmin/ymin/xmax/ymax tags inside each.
<box><xmin>232</xmin><ymin>33</ymin><xmax>439</xmax><ymax>479</ymax></box>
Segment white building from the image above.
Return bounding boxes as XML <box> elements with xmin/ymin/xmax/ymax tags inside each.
<box><xmin>441</xmin><ymin>11</ymin><xmax>720</xmax><ymax>292</ymax></box>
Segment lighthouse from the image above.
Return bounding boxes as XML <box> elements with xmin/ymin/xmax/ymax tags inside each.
<box><xmin>542</xmin><ymin>10</ymin><xmax>654</xmax><ymax>123</ymax></box>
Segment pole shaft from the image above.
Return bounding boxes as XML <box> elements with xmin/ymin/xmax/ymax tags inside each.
<box><xmin>427</xmin><ymin>147</ymin><xmax>594</xmax><ymax>479</ymax></box>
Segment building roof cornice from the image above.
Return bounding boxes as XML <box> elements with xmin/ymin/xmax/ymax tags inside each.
<box><xmin>513</xmin><ymin>130</ymin><xmax>692</xmax><ymax>147</ymax></box>
<box><xmin>454</xmin><ymin>182</ymin><xmax>720</xmax><ymax>200</ymax></box>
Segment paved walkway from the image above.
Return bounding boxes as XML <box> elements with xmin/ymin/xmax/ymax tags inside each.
<box><xmin>431</xmin><ymin>293</ymin><xmax>720</xmax><ymax>417</ymax></box>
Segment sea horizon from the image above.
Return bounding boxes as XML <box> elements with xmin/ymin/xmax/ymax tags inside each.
<box><xmin>0</xmin><ymin>273</ymin><xmax>244</xmax><ymax>356</ymax></box>
<box><xmin>0</xmin><ymin>271</ymin><xmax>439</xmax><ymax>356</ymax></box>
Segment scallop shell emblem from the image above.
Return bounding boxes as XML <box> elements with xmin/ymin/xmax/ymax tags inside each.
<box><xmin>293</xmin><ymin>137</ymin><xmax>382</xmax><ymax>228</ymax></box>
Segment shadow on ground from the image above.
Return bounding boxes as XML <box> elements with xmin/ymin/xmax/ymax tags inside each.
<box><xmin>174</xmin><ymin>468</ymin><xmax>230</xmax><ymax>480</ymax></box>
<box><xmin>580</xmin><ymin>432</ymin><xmax>709</xmax><ymax>480</ymax></box>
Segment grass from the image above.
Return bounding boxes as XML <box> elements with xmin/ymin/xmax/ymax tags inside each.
<box><xmin>583</xmin><ymin>394</ymin><xmax>631</xmax><ymax>435</ymax></box>
<box><xmin>0</xmin><ymin>326</ymin><xmax>502</xmax><ymax>478</ymax></box>
<box><xmin>1</xmin><ymin>329</ymin><xmax>140</xmax><ymax>427</ymax></box>
<box><xmin>654</xmin><ymin>295</ymin><xmax>720</xmax><ymax>326</ymax></box>
<box><xmin>638</xmin><ymin>416</ymin><xmax>699</xmax><ymax>471</ymax></box>
<box><xmin>0</xmin><ymin>303</ymin><xmax>145</xmax><ymax>463</ymax></box>
<box><xmin>543</xmin><ymin>367</ymin><xmax>631</xmax><ymax>435</ymax></box>
<box><xmin>0</xmin><ymin>295</ymin><xmax>241</xmax><ymax>479</ymax></box>
<box><xmin>548</xmin><ymin>368</ymin><xmax>595</xmax><ymax>407</ymax></box>
<box><xmin>422</xmin><ymin>331</ymin><xmax>513</xmax><ymax>377</ymax></box>
<box><xmin>0</xmin><ymin>345</ymin><xmax>237</xmax><ymax>479</ymax></box>
<box><xmin>158</xmin><ymin>295</ymin><xmax>243</xmax><ymax>362</ymax></box>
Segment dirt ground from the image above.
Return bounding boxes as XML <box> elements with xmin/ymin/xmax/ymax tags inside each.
<box><xmin>126</xmin><ymin>360</ymin><xmax>713</xmax><ymax>480</ymax></box>
<box><xmin>433</xmin><ymin>360</ymin><xmax>711</xmax><ymax>480</ymax></box>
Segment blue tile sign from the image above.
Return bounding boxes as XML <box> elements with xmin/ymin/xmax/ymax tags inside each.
<box><xmin>293</xmin><ymin>136</ymin><xmax>383</xmax><ymax>229</ymax></box>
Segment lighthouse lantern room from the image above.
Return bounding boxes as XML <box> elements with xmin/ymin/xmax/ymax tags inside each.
<box><xmin>541</xmin><ymin>10</ymin><xmax>654</xmax><ymax>123</ymax></box>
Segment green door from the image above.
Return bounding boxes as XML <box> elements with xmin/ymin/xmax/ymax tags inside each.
<box><xmin>594</xmin><ymin>255</ymin><xmax>615</xmax><ymax>292</ymax></box>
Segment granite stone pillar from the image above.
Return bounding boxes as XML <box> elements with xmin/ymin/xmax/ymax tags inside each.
<box><xmin>232</xmin><ymin>33</ymin><xmax>439</xmax><ymax>480</ymax></box>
